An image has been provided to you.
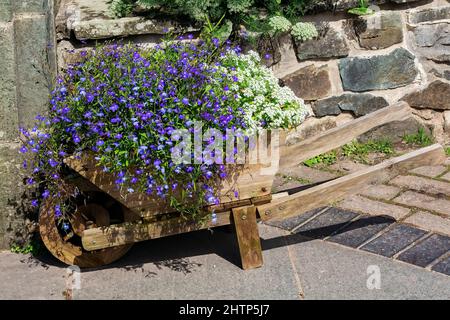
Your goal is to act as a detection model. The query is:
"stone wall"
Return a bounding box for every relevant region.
[0,0,56,249]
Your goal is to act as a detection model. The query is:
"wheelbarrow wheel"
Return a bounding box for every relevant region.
[39,192,135,268]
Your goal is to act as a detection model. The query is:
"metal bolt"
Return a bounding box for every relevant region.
[265,210,271,215]
[241,214,247,220]
[261,187,267,192]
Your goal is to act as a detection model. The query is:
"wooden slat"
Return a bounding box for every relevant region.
[232,206,263,270]
[258,144,446,222]
[279,101,411,169]
[82,210,231,251]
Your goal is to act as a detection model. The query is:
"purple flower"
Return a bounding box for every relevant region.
[42,190,50,199]
[181,97,189,105]
[109,104,119,112]
[31,199,38,207]
[48,158,58,168]
[55,205,62,217]
[19,146,28,153]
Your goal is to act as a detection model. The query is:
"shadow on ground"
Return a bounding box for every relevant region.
[27,216,390,274]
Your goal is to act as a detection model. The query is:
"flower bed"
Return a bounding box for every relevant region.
[20,35,308,228]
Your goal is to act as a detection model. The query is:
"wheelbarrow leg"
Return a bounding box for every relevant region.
[232,205,263,270]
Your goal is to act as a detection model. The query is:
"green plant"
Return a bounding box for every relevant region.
[268,15,292,33]
[445,146,450,156]
[10,240,42,256]
[347,0,374,16]
[403,128,433,147]
[291,22,318,41]
[342,139,394,162]
[303,151,337,167]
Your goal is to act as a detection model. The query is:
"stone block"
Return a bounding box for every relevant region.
[281,64,332,101]
[313,93,388,117]
[339,48,418,91]
[294,26,349,61]
[402,80,450,111]
[413,22,450,63]
[14,15,53,129]
[354,11,403,50]
[0,22,19,140]
[0,0,13,22]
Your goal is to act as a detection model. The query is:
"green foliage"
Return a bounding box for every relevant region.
[268,15,292,33]
[445,147,450,156]
[303,151,337,167]
[342,139,394,162]
[10,240,42,256]
[348,0,374,16]
[403,128,433,147]
[291,22,318,41]
[109,0,322,40]
[108,0,135,17]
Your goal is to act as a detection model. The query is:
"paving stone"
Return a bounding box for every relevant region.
[432,255,450,276]
[293,207,359,239]
[264,207,326,231]
[361,224,427,258]
[390,175,450,196]
[409,166,448,178]
[337,195,410,220]
[397,234,450,267]
[359,184,401,200]
[327,215,395,248]
[393,191,450,217]
[408,5,450,24]
[404,211,450,236]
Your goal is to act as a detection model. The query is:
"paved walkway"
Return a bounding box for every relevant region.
[0,154,449,300]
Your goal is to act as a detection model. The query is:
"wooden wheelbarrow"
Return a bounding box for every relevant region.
[38,102,447,269]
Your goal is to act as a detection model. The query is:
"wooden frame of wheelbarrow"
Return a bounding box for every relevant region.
[40,102,447,269]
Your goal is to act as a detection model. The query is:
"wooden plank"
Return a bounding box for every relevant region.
[82,210,232,251]
[279,101,411,169]
[232,206,263,270]
[259,144,446,222]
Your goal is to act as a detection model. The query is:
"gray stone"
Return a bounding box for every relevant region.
[354,11,403,50]
[431,68,450,81]
[339,48,418,92]
[289,238,450,299]
[282,64,332,101]
[0,22,19,140]
[14,15,54,129]
[361,224,427,257]
[413,22,450,63]
[294,27,349,61]
[293,207,359,239]
[397,234,450,267]
[328,215,395,248]
[359,117,428,143]
[0,0,13,22]
[265,207,326,231]
[408,5,450,24]
[334,0,387,11]
[313,93,388,117]
[13,0,48,14]
[401,80,450,110]
[57,0,198,40]
[432,255,450,276]
[0,143,24,249]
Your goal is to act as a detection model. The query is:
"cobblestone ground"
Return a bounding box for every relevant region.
[269,154,450,277]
